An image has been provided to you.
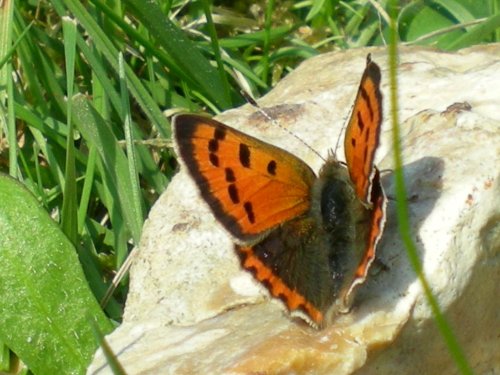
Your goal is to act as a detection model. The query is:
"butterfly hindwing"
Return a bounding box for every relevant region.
[173,114,316,242]
[235,215,336,327]
[343,168,387,305]
[343,55,383,204]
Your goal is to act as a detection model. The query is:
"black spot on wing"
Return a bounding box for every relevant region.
[244,201,255,223]
[267,160,277,175]
[214,126,226,140]
[228,184,239,204]
[208,138,218,152]
[225,168,236,182]
[357,111,365,133]
[360,87,374,122]
[239,143,251,168]
[209,153,219,167]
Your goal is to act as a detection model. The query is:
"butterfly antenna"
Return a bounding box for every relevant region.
[333,120,346,156]
[241,90,326,162]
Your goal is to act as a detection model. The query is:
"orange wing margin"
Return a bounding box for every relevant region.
[173,114,316,243]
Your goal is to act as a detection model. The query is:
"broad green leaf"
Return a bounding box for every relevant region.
[0,175,113,374]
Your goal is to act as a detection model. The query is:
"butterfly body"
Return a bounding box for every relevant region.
[173,55,386,328]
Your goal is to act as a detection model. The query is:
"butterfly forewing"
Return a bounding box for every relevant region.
[343,56,383,204]
[173,114,316,242]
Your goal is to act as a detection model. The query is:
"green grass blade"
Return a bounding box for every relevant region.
[54,0,170,137]
[306,0,327,21]
[445,12,500,50]
[210,25,293,49]
[78,146,97,234]
[0,175,113,374]
[72,94,143,244]
[118,52,144,251]
[124,0,233,109]
[261,0,275,84]
[0,20,32,70]
[89,0,197,89]
[493,0,500,40]
[0,0,14,85]
[431,0,475,24]
[387,1,473,374]
[90,320,127,375]
[201,0,232,103]
[61,16,78,245]
[0,0,17,179]
[6,57,17,179]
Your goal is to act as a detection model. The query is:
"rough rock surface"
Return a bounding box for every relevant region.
[88,45,500,374]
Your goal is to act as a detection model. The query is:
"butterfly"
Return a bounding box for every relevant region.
[172,55,386,329]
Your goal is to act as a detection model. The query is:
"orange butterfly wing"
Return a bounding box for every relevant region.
[343,55,383,204]
[173,114,316,242]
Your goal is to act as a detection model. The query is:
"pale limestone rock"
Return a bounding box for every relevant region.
[88,45,500,374]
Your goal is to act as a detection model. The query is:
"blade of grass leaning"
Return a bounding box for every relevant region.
[124,0,233,109]
[209,25,293,49]
[89,0,195,86]
[0,0,14,85]
[445,12,500,50]
[52,0,170,137]
[78,146,97,234]
[494,0,500,41]
[72,94,143,245]
[118,52,144,263]
[90,320,127,375]
[12,9,60,114]
[61,16,78,245]
[0,0,17,179]
[431,0,475,24]
[14,103,70,140]
[0,175,113,374]
[6,46,17,180]
[75,33,168,192]
[201,0,232,103]
[14,12,68,117]
[79,231,124,320]
[306,0,327,21]
[344,2,371,40]
[261,0,275,84]
[387,1,473,374]
[0,21,33,70]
